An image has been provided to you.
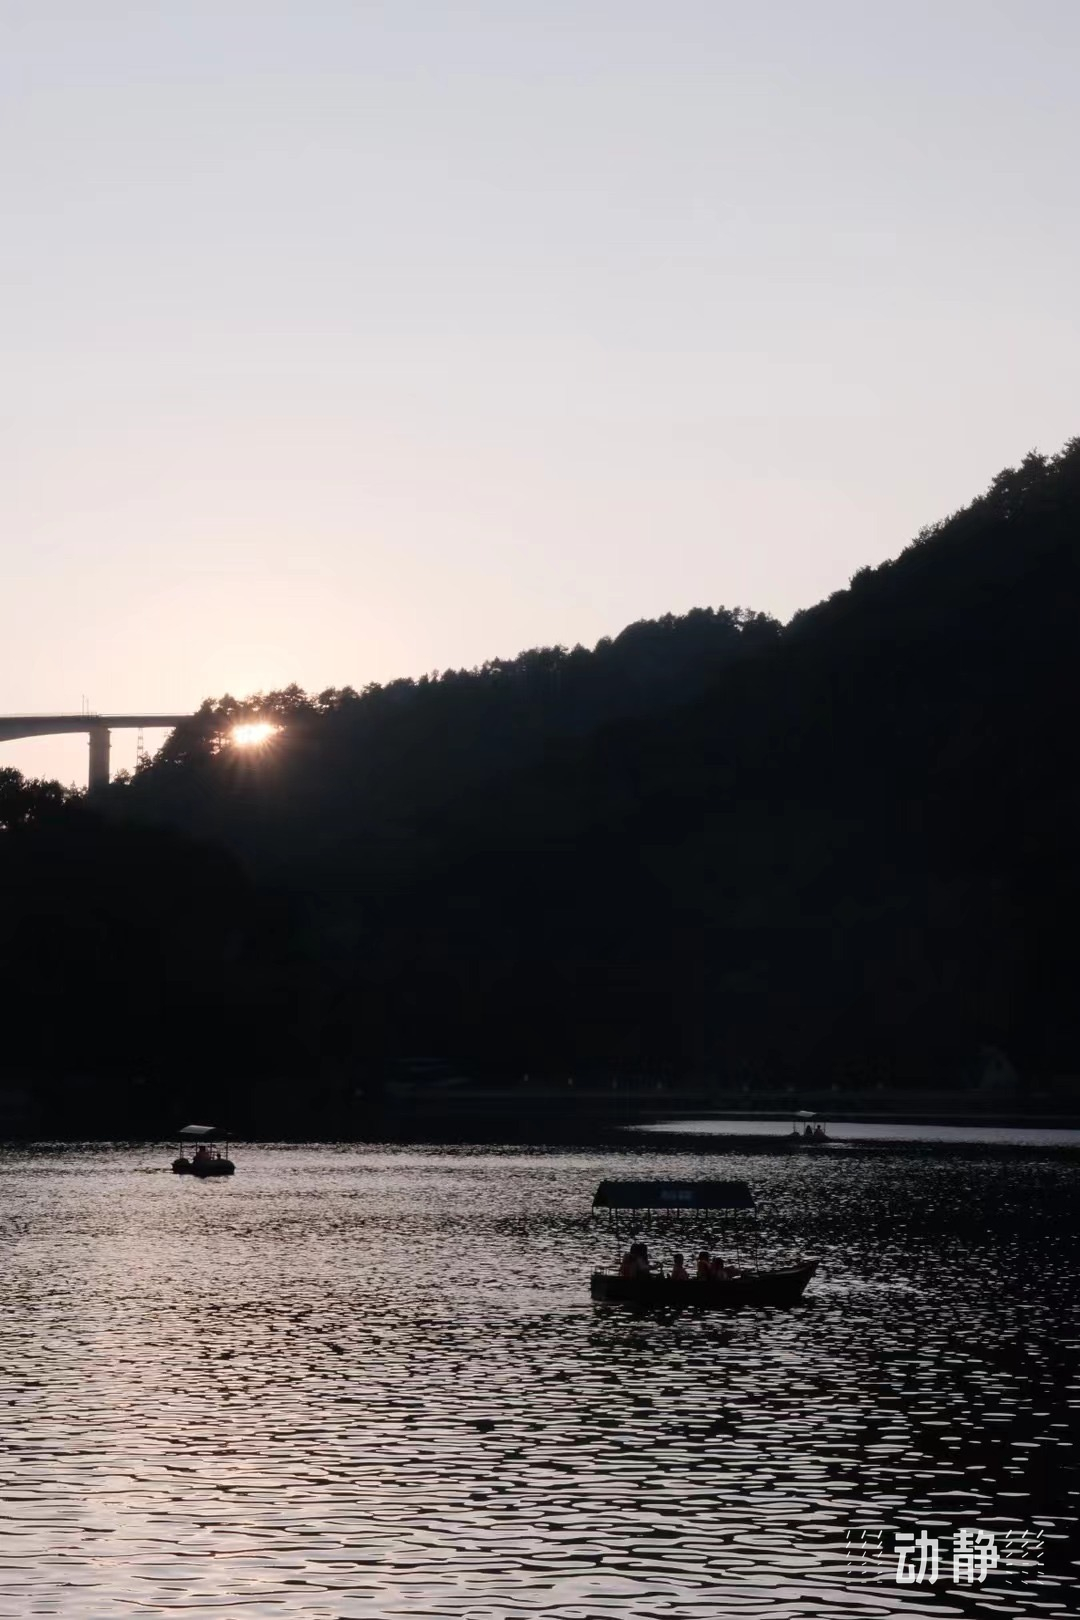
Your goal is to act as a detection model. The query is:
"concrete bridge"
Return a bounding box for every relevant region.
[0,714,192,791]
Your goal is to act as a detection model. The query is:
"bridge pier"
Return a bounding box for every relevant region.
[0,713,190,792]
[87,725,111,792]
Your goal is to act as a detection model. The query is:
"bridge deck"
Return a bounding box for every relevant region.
[0,714,192,740]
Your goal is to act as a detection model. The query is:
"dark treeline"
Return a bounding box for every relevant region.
[2,441,1079,1130]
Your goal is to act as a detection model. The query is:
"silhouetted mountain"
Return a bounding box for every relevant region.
[115,605,780,882]
[2,440,1078,1128]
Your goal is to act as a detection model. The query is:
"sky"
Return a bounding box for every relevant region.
[3,0,1079,786]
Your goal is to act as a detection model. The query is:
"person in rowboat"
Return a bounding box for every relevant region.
[670,1253,690,1282]
[619,1242,651,1278]
[696,1251,713,1280]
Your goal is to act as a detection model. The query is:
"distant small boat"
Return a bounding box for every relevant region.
[588,1180,818,1308]
[788,1110,830,1147]
[172,1124,235,1177]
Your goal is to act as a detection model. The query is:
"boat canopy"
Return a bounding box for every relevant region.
[178,1123,218,1138]
[593,1180,755,1211]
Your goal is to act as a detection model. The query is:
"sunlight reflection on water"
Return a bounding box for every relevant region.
[0,1143,1077,1617]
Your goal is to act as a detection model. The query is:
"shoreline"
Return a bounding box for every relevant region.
[3,1089,1078,1146]
[4,1113,1080,1149]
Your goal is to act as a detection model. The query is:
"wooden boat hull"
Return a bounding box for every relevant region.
[172,1158,235,1177]
[590,1259,818,1308]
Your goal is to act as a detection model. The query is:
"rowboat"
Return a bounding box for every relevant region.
[590,1259,818,1306]
[588,1179,818,1307]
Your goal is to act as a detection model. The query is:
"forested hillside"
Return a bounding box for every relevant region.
[2,441,1078,1129]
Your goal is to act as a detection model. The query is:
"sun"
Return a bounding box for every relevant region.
[231,720,277,748]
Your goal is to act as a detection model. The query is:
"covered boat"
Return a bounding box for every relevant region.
[172,1124,235,1177]
[589,1179,817,1306]
[788,1110,830,1147]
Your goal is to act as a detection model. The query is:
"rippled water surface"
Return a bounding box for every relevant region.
[1,1143,1078,1618]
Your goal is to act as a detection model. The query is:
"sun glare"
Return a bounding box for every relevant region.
[231,721,276,748]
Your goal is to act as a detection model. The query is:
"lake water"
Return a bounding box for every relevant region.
[0,1142,1077,1618]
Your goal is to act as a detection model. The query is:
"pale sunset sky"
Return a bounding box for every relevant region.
[3,1,1078,784]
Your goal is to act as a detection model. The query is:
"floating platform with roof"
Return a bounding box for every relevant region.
[593,1179,756,1211]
